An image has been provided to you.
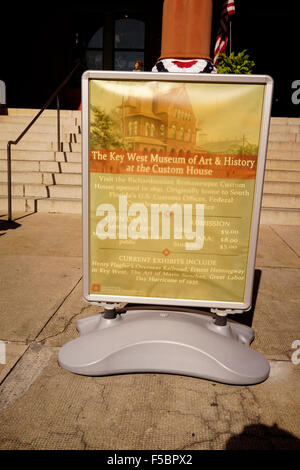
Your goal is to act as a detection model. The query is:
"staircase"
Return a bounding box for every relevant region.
[262,117,300,224]
[0,108,82,214]
[0,109,299,224]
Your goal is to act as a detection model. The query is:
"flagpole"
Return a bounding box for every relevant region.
[213,0,235,64]
[229,18,232,54]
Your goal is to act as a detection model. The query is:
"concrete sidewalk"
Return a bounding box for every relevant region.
[0,212,299,450]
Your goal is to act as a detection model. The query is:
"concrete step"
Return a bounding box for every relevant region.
[69,134,82,143]
[270,117,300,125]
[1,112,81,127]
[0,159,81,180]
[265,160,300,171]
[55,152,82,163]
[58,162,81,174]
[53,173,82,185]
[0,182,24,196]
[34,172,81,186]
[260,207,300,225]
[36,161,81,173]
[24,184,49,197]
[0,171,43,184]
[0,122,80,136]
[40,161,63,173]
[0,141,81,156]
[0,160,40,172]
[268,133,299,143]
[0,149,56,161]
[23,184,82,199]
[0,139,81,151]
[7,108,81,118]
[262,193,300,209]
[265,169,300,183]
[269,126,300,136]
[0,194,82,214]
[42,173,55,185]
[36,197,82,214]
[268,141,300,152]
[0,149,82,162]
[0,159,82,174]
[0,115,77,125]
[0,195,37,212]
[59,142,81,152]
[0,180,82,199]
[267,149,300,160]
[49,185,82,198]
[0,140,60,151]
[0,115,78,132]
[0,131,72,143]
[263,181,300,195]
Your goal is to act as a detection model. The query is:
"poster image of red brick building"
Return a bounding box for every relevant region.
[112,83,203,155]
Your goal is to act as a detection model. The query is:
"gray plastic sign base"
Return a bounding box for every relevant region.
[58,310,270,385]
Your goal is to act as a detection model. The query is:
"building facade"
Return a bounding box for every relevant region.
[1,1,298,116]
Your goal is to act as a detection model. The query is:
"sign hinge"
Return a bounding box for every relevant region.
[210,307,248,326]
[210,308,246,316]
[96,302,126,319]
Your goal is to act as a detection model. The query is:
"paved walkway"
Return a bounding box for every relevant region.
[0,212,299,450]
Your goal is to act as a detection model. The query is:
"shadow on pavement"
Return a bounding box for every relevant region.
[228,269,261,328]
[225,423,300,450]
[0,219,21,235]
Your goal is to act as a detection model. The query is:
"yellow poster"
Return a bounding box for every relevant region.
[88,79,265,303]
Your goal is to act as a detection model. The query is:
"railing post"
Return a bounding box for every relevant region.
[57,95,61,152]
[7,141,12,222]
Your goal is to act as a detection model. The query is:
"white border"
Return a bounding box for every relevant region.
[82,71,273,311]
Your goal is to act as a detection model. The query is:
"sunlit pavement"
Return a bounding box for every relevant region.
[0,212,299,450]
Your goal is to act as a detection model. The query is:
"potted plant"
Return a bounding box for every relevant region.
[216,49,255,74]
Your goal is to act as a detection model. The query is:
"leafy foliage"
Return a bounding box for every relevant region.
[228,142,258,156]
[216,50,255,74]
[90,105,124,148]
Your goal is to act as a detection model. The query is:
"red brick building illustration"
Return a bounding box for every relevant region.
[113,84,203,154]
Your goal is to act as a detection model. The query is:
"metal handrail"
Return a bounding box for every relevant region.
[6,61,83,221]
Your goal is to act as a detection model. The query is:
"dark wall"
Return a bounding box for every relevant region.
[228,0,300,117]
[1,1,163,109]
[1,4,75,108]
[1,0,299,115]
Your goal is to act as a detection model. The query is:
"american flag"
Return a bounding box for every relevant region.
[213,0,236,65]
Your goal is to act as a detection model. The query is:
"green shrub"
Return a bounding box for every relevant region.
[216,50,255,74]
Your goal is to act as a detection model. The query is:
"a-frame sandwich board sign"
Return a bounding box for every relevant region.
[59,71,273,384]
